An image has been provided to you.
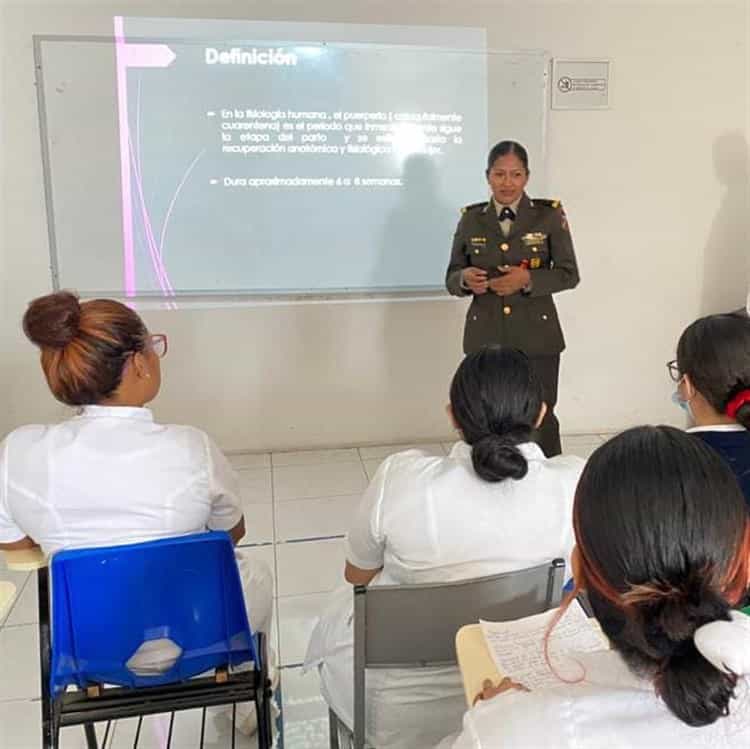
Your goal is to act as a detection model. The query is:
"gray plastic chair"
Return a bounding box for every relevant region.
[328,558,566,749]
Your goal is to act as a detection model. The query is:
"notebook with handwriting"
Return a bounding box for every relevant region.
[479,600,609,691]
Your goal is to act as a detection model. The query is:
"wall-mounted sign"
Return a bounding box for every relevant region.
[551,59,611,110]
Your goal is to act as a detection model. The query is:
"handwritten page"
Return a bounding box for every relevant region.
[480,600,608,690]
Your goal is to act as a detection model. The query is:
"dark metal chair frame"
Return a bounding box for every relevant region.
[37,565,274,749]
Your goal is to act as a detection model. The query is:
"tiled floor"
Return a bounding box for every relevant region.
[0,433,610,749]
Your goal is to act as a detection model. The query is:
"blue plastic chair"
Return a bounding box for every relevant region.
[38,531,273,748]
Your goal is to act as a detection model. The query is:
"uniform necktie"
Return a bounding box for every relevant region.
[499,206,516,222]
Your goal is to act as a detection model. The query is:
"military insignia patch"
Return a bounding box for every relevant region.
[522,232,546,246]
[530,257,542,269]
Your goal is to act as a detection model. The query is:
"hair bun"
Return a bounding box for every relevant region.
[23,291,81,349]
[472,431,530,482]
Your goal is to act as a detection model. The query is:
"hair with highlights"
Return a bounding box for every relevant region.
[547,426,750,727]
[23,291,148,406]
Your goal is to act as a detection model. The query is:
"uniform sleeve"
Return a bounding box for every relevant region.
[344,457,391,570]
[435,710,481,749]
[204,435,244,532]
[527,204,580,297]
[0,438,26,544]
[446,213,471,297]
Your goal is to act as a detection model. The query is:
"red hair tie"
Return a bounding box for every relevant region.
[725,389,750,419]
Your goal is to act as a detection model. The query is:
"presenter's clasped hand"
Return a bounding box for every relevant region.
[488,265,531,296]
[462,267,489,295]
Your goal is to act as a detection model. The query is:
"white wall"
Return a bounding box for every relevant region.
[1,0,747,451]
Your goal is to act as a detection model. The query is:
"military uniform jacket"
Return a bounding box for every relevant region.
[445,193,580,356]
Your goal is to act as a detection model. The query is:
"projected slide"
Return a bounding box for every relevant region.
[113,17,489,295]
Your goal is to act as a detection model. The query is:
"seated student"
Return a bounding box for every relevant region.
[305,346,584,749]
[443,426,750,749]
[0,291,273,676]
[671,312,750,506]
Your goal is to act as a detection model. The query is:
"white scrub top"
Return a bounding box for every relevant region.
[347,441,583,583]
[0,406,243,554]
[306,442,584,749]
[440,650,750,749]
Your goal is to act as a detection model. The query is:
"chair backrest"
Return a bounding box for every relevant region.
[49,532,256,697]
[349,559,565,748]
[356,558,565,669]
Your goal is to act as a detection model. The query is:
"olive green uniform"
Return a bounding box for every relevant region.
[445,193,580,455]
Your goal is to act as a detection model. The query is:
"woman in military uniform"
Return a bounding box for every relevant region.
[445,141,580,456]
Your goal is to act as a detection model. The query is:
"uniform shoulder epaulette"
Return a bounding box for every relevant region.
[461,201,487,214]
[532,198,561,209]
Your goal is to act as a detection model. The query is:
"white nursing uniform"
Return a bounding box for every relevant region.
[439,650,750,749]
[305,442,584,749]
[0,405,272,635]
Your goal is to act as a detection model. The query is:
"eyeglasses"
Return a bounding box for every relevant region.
[147,334,168,359]
[666,359,681,382]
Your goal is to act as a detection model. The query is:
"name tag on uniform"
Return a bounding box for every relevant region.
[469,237,487,253]
[522,232,547,246]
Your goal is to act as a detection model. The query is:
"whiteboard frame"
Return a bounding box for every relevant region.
[33,34,550,306]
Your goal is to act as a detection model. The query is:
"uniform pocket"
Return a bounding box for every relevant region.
[519,296,565,355]
[525,236,549,269]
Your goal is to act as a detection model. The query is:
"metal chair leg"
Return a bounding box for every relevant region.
[199,708,207,749]
[132,716,143,749]
[256,631,274,749]
[255,696,268,749]
[328,709,340,749]
[165,713,175,749]
[38,567,55,749]
[83,722,98,749]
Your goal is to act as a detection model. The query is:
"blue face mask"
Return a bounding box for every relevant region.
[672,390,694,422]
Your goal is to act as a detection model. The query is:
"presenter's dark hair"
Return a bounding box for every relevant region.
[676,313,750,429]
[573,426,750,727]
[449,345,542,482]
[486,140,529,175]
[23,290,148,406]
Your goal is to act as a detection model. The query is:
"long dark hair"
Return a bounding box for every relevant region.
[449,346,543,482]
[23,290,148,406]
[573,426,750,726]
[676,313,750,427]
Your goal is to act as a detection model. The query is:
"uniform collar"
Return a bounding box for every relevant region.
[449,439,546,463]
[687,424,746,433]
[492,195,523,216]
[75,405,155,422]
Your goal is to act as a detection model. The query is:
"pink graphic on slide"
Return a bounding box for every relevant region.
[114,17,198,298]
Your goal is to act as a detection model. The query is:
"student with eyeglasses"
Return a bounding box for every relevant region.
[441,427,750,749]
[0,291,273,732]
[669,312,750,506]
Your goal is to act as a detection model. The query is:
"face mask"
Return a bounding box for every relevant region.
[672,390,694,422]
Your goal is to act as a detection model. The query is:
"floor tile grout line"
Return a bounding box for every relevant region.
[0,570,30,629]
[274,489,367,504]
[277,534,346,545]
[269,460,282,664]
[276,588,338,600]
[1,621,38,630]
